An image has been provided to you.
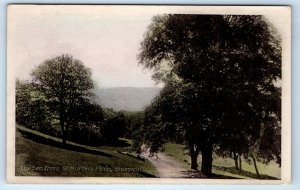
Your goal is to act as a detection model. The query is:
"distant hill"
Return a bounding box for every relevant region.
[94,87,162,112]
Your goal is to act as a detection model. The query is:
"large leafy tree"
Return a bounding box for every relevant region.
[31,54,94,145]
[139,15,281,176]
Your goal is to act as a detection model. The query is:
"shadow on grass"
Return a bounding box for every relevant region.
[103,139,131,147]
[209,173,242,179]
[18,128,117,158]
[183,167,276,179]
[213,165,279,180]
[181,170,241,179]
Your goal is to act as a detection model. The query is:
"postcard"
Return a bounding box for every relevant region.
[7,5,291,184]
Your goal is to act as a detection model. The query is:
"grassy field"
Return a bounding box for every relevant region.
[15,125,158,177]
[15,124,280,179]
[163,143,281,179]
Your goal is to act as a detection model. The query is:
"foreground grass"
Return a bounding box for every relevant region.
[16,125,158,177]
[163,143,280,179]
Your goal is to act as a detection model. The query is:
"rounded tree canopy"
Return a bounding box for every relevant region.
[139,15,281,86]
[139,15,281,122]
[31,54,94,102]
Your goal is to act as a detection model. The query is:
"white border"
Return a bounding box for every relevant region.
[6,5,291,184]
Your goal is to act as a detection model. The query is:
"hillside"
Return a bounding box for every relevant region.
[94,87,161,111]
[15,125,158,177]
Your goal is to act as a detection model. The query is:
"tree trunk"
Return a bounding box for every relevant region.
[64,120,71,146]
[59,100,67,146]
[201,144,213,176]
[59,113,67,146]
[190,152,198,170]
[59,117,66,145]
[252,156,260,178]
[62,134,67,145]
[239,155,242,171]
[233,152,239,170]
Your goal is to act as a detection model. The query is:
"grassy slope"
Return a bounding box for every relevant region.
[16,126,158,177]
[163,143,281,179]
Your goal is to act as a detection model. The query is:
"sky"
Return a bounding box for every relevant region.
[8,5,288,88]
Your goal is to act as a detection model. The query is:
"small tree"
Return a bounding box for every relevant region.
[123,111,145,153]
[16,79,33,126]
[31,54,94,145]
[67,100,105,146]
[102,112,127,143]
[16,79,52,132]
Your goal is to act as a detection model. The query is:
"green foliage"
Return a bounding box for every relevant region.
[16,80,52,133]
[61,107,127,146]
[67,101,104,145]
[121,111,145,153]
[101,111,127,143]
[16,79,127,146]
[31,54,94,145]
[17,54,127,147]
[122,111,144,139]
[139,15,282,175]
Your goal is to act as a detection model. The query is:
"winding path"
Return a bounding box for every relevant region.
[141,149,205,178]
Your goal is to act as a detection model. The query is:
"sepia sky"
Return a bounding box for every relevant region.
[8,6,288,88]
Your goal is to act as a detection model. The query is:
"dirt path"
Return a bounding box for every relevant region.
[141,149,194,178]
[141,151,187,178]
